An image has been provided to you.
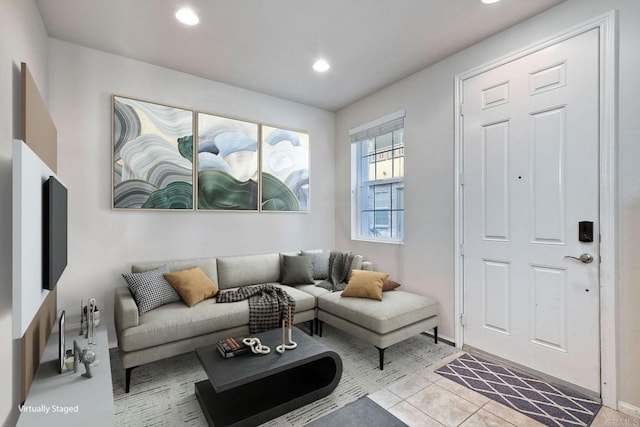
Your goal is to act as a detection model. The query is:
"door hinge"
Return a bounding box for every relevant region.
[460,312,465,327]
[459,173,464,186]
[460,103,464,116]
[460,243,464,256]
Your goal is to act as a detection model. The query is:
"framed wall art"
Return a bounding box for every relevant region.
[196,113,259,211]
[261,125,309,212]
[112,96,194,210]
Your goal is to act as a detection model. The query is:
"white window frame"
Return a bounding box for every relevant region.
[350,110,405,244]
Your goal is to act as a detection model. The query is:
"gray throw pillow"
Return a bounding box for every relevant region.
[302,250,330,280]
[122,265,181,315]
[282,255,315,285]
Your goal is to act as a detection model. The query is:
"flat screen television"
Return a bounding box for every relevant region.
[43,175,68,290]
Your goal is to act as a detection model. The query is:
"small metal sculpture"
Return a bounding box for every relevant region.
[73,340,97,378]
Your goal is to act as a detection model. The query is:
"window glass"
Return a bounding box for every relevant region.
[351,115,404,243]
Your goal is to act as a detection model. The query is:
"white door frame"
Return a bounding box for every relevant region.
[453,11,618,408]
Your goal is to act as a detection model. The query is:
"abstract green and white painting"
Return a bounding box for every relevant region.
[261,125,309,212]
[112,96,194,209]
[196,113,259,211]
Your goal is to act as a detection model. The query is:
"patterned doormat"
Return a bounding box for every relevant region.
[435,353,601,426]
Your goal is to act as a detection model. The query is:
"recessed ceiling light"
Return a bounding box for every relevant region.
[175,8,199,25]
[313,59,330,73]
[481,0,500,4]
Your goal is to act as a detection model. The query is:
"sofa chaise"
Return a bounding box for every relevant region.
[114,250,440,392]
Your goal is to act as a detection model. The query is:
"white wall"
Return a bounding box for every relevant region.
[47,39,336,347]
[335,0,640,409]
[0,0,49,424]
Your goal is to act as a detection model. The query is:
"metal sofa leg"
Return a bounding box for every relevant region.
[376,347,386,370]
[317,320,323,337]
[125,366,137,393]
[434,326,438,344]
[308,320,314,336]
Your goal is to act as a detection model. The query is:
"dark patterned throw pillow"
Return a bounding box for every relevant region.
[122,265,181,315]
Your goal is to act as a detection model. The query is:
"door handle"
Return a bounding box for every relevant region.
[564,253,594,264]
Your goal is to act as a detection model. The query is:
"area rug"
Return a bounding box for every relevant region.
[306,396,407,427]
[435,353,601,427]
[111,325,454,426]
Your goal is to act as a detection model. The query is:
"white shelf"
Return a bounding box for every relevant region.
[16,324,114,426]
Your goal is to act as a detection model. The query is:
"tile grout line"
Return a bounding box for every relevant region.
[477,400,518,427]
[388,371,521,427]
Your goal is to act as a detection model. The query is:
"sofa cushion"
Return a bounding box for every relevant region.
[132,257,218,284]
[269,284,316,312]
[317,290,439,335]
[164,266,219,307]
[294,282,331,302]
[119,298,249,352]
[121,265,181,315]
[282,255,315,285]
[217,253,280,289]
[278,251,301,280]
[341,270,389,301]
[301,249,330,280]
[350,254,363,271]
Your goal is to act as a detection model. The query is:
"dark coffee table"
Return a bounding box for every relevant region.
[195,327,343,427]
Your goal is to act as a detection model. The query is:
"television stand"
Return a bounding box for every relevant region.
[16,323,113,427]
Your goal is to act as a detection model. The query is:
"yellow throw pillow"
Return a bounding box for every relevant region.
[164,266,218,307]
[341,270,389,301]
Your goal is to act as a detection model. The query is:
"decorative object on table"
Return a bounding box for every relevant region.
[112,95,194,210]
[216,337,252,359]
[196,113,259,211]
[242,337,271,355]
[260,125,309,212]
[79,299,84,335]
[79,299,100,343]
[58,310,65,374]
[64,349,75,371]
[93,303,101,327]
[74,340,98,378]
[85,298,98,345]
[276,319,286,354]
[276,306,297,354]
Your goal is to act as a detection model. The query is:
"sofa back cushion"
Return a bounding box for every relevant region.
[301,249,330,280]
[216,253,280,289]
[132,257,218,284]
[281,255,315,285]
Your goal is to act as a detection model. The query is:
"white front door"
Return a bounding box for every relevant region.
[462,29,600,393]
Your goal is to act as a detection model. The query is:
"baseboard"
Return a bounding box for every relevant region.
[421,331,455,347]
[618,401,640,420]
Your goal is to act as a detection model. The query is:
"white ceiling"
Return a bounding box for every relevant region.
[35,0,566,111]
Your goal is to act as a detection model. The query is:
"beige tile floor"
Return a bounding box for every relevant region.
[369,351,640,427]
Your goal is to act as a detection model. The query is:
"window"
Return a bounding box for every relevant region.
[350,110,405,243]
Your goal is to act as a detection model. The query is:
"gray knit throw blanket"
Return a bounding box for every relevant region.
[315,251,357,292]
[216,284,295,334]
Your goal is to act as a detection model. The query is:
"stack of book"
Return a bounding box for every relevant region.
[217,337,251,358]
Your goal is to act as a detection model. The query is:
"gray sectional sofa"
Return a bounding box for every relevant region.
[114,251,440,393]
